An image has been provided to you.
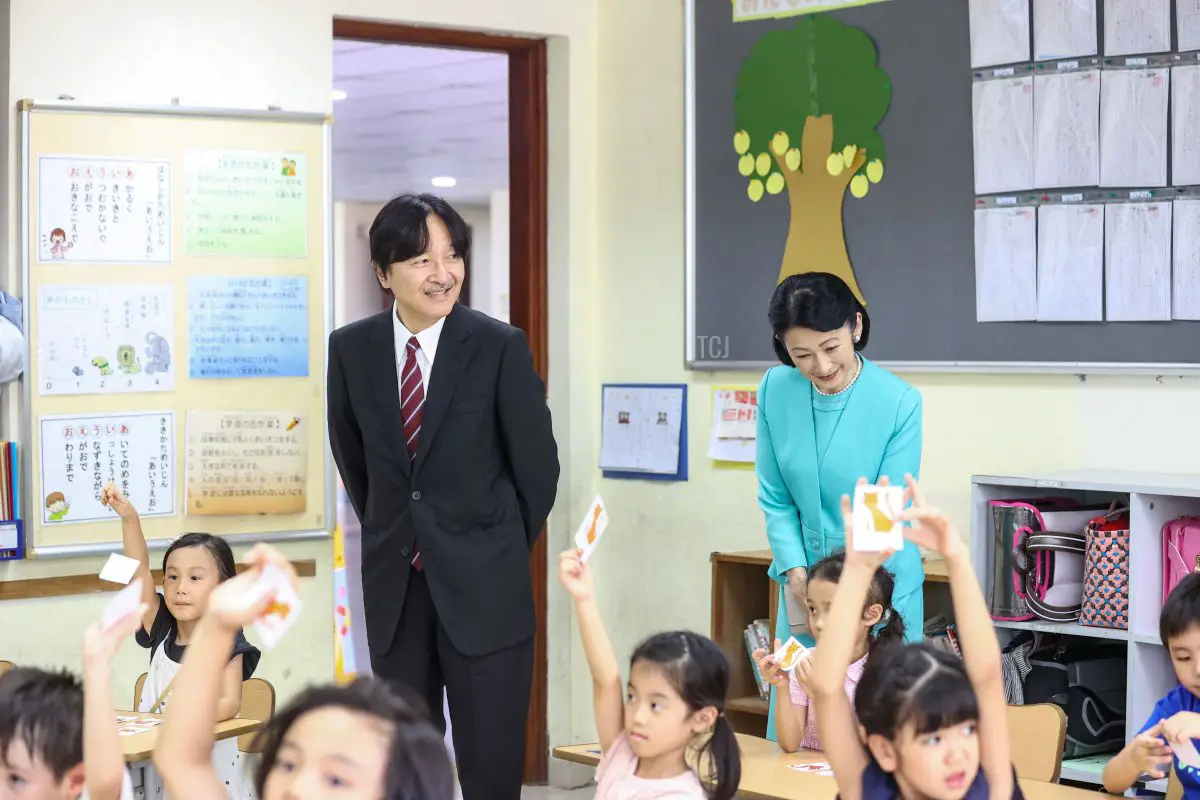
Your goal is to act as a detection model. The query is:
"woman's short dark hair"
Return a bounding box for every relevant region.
[369,193,472,274]
[767,272,870,366]
[253,678,454,800]
[162,533,236,582]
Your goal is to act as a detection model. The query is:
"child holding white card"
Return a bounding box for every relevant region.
[1103,572,1200,794]
[154,543,454,800]
[812,476,1020,800]
[101,482,260,797]
[558,548,741,800]
[753,553,904,754]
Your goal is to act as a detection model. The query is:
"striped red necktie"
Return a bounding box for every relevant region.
[400,336,424,571]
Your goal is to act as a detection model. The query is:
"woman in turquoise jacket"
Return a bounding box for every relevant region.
[756,272,923,741]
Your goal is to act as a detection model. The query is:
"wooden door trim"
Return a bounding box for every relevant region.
[332,18,550,784]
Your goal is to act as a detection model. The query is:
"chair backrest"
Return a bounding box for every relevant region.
[0,660,14,677]
[133,672,147,711]
[238,677,276,754]
[1168,765,1183,800]
[1007,703,1067,782]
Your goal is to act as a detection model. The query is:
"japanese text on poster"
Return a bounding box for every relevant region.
[732,0,892,22]
[37,156,171,263]
[714,388,757,439]
[184,150,308,258]
[185,411,307,516]
[37,284,175,396]
[39,411,176,524]
[187,276,308,379]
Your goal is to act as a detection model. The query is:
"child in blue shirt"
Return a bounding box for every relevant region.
[1104,572,1200,795]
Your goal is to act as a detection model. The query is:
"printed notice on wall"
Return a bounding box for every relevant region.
[732,0,891,21]
[39,411,176,524]
[183,150,307,258]
[187,276,309,379]
[37,284,175,396]
[37,156,171,264]
[184,411,307,516]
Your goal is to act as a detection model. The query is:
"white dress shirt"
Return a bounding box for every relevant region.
[392,302,445,399]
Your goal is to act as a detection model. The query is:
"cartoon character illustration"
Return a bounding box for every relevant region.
[91,356,112,375]
[281,157,290,176]
[71,366,83,376]
[143,332,170,374]
[47,228,72,259]
[287,159,298,177]
[45,491,69,521]
[115,344,141,374]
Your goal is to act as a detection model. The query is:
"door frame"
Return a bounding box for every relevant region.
[331,19,550,784]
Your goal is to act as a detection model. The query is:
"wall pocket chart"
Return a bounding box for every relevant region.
[187,276,310,379]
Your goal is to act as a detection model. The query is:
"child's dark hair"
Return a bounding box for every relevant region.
[163,532,236,581]
[855,643,978,740]
[630,631,742,800]
[808,552,906,650]
[252,677,453,800]
[1162,572,1200,645]
[0,667,83,779]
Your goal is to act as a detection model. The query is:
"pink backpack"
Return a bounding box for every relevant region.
[1163,517,1200,605]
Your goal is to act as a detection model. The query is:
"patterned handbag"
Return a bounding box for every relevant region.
[1080,506,1131,630]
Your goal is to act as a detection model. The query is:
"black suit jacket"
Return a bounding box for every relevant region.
[327,304,559,658]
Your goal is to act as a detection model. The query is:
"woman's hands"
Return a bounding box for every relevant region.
[787,568,808,613]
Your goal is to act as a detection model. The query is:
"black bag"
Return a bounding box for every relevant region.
[1021,640,1126,758]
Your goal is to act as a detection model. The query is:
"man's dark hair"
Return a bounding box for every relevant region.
[1162,572,1200,645]
[0,667,84,779]
[368,193,472,274]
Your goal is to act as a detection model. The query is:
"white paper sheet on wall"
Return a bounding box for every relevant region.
[1174,200,1200,320]
[1174,66,1200,187]
[1103,0,1170,56]
[598,386,684,474]
[974,206,1038,322]
[1104,202,1172,321]
[969,0,1031,68]
[973,77,1034,194]
[1033,69,1100,188]
[1100,68,1169,188]
[1181,0,1200,53]
[1033,0,1097,61]
[1036,204,1104,321]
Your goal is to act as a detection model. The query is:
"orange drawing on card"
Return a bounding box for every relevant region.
[586,504,602,544]
[263,599,292,619]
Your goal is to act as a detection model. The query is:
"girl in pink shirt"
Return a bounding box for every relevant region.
[558,549,741,800]
[755,552,905,753]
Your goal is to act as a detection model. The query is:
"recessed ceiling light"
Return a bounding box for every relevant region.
[331,89,347,101]
[431,176,457,188]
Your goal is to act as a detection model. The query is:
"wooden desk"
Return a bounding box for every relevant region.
[118,712,261,763]
[553,735,1097,800]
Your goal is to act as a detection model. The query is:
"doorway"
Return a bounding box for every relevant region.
[332,19,550,784]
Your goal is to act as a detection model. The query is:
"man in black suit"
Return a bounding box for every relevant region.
[327,194,558,800]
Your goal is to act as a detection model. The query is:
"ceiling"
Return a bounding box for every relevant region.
[331,40,508,206]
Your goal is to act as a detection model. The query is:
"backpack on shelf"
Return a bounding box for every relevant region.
[1022,638,1127,758]
[987,499,1108,622]
[1080,507,1132,630]
[1163,517,1200,606]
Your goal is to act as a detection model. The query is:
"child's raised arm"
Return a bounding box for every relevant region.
[811,480,895,800]
[898,476,1012,800]
[81,599,147,800]
[101,483,159,635]
[558,549,623,751]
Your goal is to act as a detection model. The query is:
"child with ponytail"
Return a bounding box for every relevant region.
[754,553,905,753]
[559,548,741,800]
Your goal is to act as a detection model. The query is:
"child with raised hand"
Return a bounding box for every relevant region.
[153,542,454,800]
[812,475,1019,800]
[558,548,741,800]
[0,604,145,800]
[753,552,905,753]
[1102,571,1200,794]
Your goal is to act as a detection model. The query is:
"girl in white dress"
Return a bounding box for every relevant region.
[102,484,260,798]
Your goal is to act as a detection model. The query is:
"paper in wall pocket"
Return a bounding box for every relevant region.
[573,495,609,563]
[101,578,144,632]
[250,564,303,650]
[852,483,906,552]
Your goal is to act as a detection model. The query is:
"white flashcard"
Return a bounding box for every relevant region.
[1175,737,1200,769]
[852,484,906,552]
[789,762,835,776]
[773,636,810,672]
[99,553,140,585]
[573,494,609,564]
[249,563,303,650]
[101,578,144,631]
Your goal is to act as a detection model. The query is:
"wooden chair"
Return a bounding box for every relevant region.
[237,677,276,753]
[0,660,14,677]
[1168,765,1182,800]
[133,672,148,710]
[1007,703,1068,782]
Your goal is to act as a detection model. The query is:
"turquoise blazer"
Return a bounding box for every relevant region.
[756,357,924,602]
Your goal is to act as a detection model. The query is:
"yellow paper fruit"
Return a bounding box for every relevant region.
[842,144,858,166]
[738,154,755,176]
[850,174,869,198]
[765,173,785,195]
[826,153,844,176]
[747,179,765,202]
[755,152,771,176]
[785,147,801,171]
[866,159,884,183]
[771,131,790,156]
[734,130,751,155]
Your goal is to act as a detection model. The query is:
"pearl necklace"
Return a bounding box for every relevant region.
[814,354,863,397]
